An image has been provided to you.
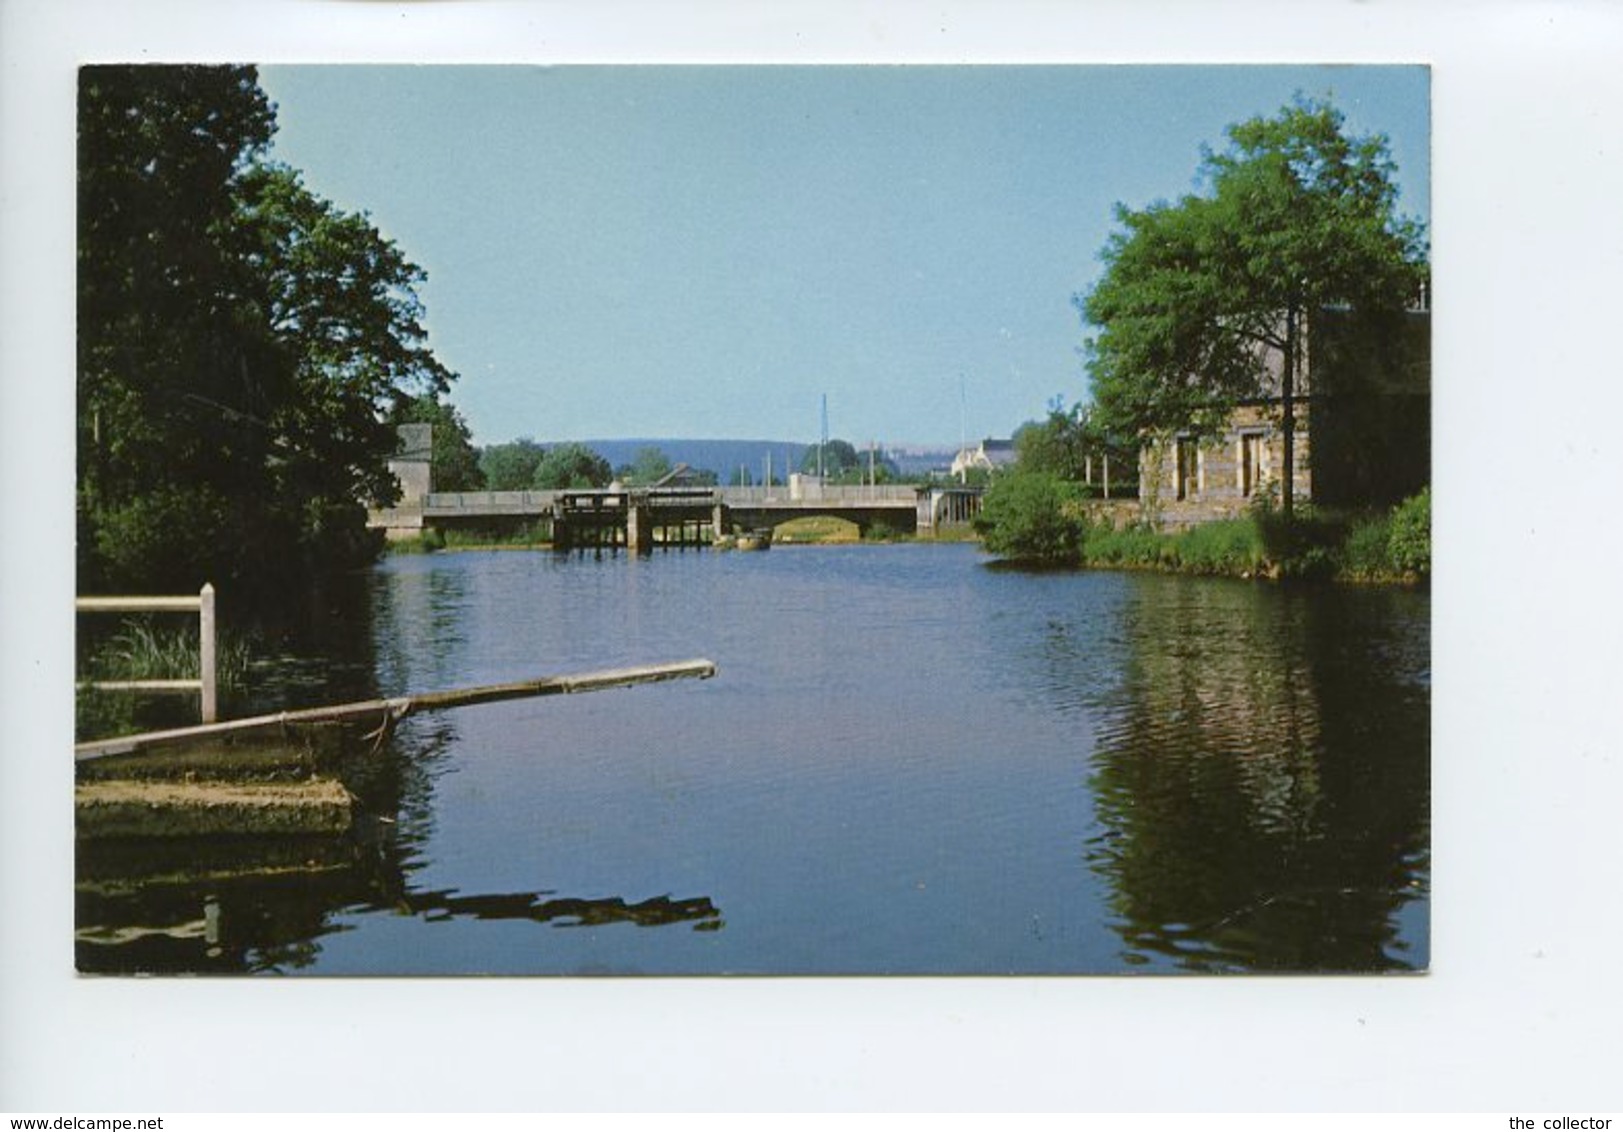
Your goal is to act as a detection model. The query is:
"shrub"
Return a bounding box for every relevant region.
[976,471,1083,562]
[1341,512,1394,578]
[1387,487,1431,576]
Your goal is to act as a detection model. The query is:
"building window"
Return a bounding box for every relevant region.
[1240,432,1267,497]
[1175,437,1199,500]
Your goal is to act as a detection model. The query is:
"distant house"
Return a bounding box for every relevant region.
[650,462,710,488]
[951,438,1018,482]
[1139,304,1430,529]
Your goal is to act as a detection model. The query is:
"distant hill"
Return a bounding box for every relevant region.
[535,438,960,483]
[566,439,811,484]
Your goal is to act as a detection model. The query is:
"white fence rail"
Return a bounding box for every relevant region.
[76,583,217,723]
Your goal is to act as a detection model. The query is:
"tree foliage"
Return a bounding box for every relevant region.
[78,65,458,601]
[1013,400,1138,497]
[479,438,545,491]
[533,443,613,490]
[1014,409,1087,481]
[798,438,899,484]
[800,439,860,477]
[618,446,674,486]
[391,395,485,492]
[974,471,1083,563]
[1080,97,1427,513]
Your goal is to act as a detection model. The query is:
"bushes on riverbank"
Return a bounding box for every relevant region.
[385,522,552,554]
[976,472,1430,583]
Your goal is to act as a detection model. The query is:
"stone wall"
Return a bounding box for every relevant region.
[1140,404,1311,530]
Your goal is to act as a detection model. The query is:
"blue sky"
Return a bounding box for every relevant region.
[259,65,1429,449]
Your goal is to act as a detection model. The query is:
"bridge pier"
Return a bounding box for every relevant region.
[626,498,647,554]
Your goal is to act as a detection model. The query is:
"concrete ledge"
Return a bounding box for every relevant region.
[76,777,354,839]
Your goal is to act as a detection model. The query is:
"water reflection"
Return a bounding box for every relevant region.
[76,545,1428,975]
[384,890,721,930]
[368,560,473,695]
[76,833,721,973]
[1075,576,1429,972]
[77,705,721,974]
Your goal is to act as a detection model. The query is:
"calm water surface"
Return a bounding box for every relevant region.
[77,543,1429,975]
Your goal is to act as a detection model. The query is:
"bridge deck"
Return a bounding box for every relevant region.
[369,484,981,541]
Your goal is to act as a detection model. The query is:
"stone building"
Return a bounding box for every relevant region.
[1138,305,1429,530]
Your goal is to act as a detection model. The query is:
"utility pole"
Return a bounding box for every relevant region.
[819,393,828,479]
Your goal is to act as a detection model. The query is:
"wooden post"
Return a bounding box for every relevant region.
[1103,454,1111,500]
[199,583,217,723]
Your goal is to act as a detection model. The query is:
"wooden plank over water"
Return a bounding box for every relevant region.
[76,658,718,762]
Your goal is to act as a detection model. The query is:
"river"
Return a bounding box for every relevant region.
[76,542,1430,975]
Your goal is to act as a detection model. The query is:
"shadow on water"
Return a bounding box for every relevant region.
[76,574,721,975]
[76,711,722,974]
[1068,575,1429,972]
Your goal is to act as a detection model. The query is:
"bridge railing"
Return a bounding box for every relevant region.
[424,490,560,511]
[717,485,919,505]
[76,584,218,723]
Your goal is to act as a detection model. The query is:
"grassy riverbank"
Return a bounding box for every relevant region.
[385,523,552,554]
[978,476,1430,585]
[76,620,254,741]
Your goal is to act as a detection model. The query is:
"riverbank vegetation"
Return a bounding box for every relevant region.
[384,522,553,554]
[76,619,254,741]
[977,473,1429,583]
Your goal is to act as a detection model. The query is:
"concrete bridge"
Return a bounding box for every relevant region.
[369,482,984,548]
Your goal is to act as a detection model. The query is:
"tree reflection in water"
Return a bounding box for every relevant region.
[1078,576,1429,972]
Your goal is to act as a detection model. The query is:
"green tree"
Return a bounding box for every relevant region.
[390,395,485,492]
[1015,401,1089,480]
[619,445,674,486]
[78,65,459,599]
[533,443,613,490]
[78,65,280,593]
[1017,403,1139,497]
[479,438,545,491]
[974,471,1083,563]
[231,162,454,564]
[797,438,896,484]
[1081,97,1427,516]
[800,439,859,478]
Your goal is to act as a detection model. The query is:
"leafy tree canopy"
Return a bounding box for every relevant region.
[479,438,545,491]
[1015,399,1139,492]
[618,446,674,486]
[1015,400,1090,481]
[533,443,613,490]
[798,439,898,484]
[974,471,1083,563]
[800,439,860,477]
[78,64,459,601]
[1079,97,1427,511]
